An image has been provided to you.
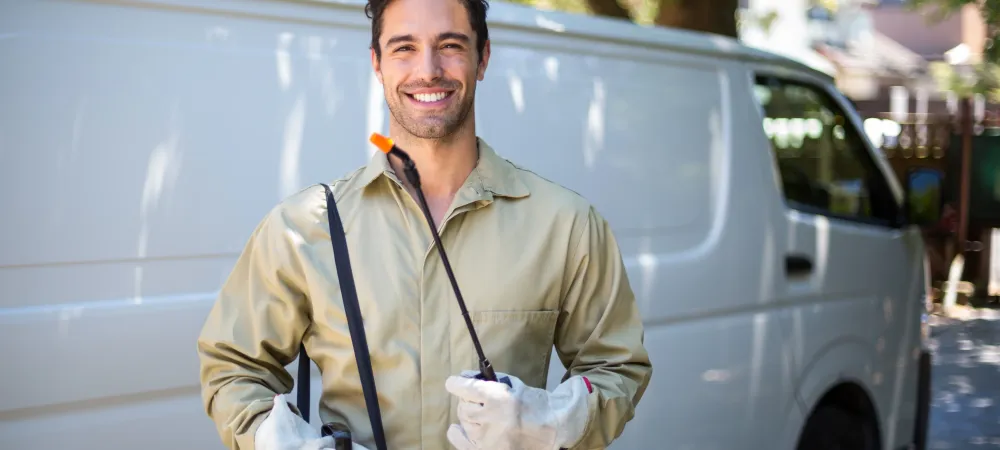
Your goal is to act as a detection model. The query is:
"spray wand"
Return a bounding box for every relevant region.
[369,133,510,387]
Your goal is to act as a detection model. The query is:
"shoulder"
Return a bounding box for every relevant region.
[505,160,607,238]
[506,162,624,268]
[257,165,369,237]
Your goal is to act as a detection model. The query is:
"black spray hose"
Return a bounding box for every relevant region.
[370,133,511,387]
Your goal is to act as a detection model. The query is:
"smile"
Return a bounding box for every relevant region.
[407,91,454,105]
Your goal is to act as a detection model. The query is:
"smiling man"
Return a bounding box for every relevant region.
[196,0,652,448]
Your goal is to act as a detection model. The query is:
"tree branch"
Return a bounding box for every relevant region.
[586,0,632,20]
[655,0,738,38]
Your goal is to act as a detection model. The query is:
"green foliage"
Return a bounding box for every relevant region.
[929,61,1000,102]
[503,0,591,15]
[909,0,1000,100]
[495,0,715,28]
[737,8,780,37]
[907,0,1000,63]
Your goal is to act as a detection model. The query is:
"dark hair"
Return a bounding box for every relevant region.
[366,0,490,62]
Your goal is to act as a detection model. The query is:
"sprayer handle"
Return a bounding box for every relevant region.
[474,371,512,387]
[475,360,512,387]
[321,423,354,450]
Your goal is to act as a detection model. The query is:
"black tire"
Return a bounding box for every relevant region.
[796,405,880,450]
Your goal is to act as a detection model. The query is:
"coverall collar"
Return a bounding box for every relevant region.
[358,137,530,199]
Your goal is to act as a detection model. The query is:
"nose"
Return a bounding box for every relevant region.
[414,48,443,82]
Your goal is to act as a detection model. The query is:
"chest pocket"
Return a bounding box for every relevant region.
[451,309,560,389]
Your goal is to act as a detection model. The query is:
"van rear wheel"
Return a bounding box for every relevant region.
[796,405,879,450]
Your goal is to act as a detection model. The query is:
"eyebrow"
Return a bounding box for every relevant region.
[385,32,471,48]
[438,32,471,44]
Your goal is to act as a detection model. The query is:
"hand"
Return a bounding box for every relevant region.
[444,370,593,450]
[254,394,334,450]
[254,394,370,450]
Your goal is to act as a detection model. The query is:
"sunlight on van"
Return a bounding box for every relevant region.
[756,227,777,303]
[583,78,606,169]
[139,127,181,298]
[280,94,306,199]
[701,369,731,383]
[636,250,656,306]
[140,134,180,222]
[506,69,525,113]
[276,32,294,91]
[748,313,769,405]
[367,71,386,158]
[544,56,559,82]
[709,35,738,52]
[814,214,829,288]
[206,26,229,41]
[534,15,565,32]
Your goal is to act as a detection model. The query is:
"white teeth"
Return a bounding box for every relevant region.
[413,92,448,102]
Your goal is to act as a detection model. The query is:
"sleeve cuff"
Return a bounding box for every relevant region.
[234,397,278,450]
[560,376,600,450]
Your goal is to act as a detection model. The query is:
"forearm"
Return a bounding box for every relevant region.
[562,301,652,448]
[556,206,653,449]
[198,335,298,450]
[565,361,651,449]
[198,207,312,449]
[200,380,280,450]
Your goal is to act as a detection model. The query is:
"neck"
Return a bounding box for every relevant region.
[387,123,479,198]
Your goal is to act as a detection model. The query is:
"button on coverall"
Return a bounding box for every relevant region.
[197,138,653,450]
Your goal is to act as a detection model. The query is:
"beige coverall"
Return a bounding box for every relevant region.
[197,138,653,450]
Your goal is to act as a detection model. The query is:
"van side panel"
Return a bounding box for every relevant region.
[0,1,378,448]
[1,1,919,450]
[743,65,927,450]
[483,31,799,448]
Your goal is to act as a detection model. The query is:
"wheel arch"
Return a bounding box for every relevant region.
[795,338,884,449]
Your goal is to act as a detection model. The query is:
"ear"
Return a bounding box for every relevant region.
[371,47,384,85]
[476,40,491,81]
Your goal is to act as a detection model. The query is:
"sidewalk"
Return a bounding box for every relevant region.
[927,307,1000,449]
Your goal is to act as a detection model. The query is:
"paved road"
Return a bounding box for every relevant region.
[927,309,1000,449]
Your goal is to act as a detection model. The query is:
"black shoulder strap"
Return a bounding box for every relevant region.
[296,183,388,450]
[297,344,310,419]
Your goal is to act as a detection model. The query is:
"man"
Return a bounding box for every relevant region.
[196,0,652,447]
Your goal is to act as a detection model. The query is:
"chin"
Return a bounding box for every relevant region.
[407,126,455,140]
[388,101,473,139]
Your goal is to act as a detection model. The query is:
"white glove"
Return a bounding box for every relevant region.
[254,394,372,450]
[444,370,593,450]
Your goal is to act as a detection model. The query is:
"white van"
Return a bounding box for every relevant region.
[0,0,935,449]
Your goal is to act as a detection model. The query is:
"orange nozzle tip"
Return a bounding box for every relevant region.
[369,133,394,154]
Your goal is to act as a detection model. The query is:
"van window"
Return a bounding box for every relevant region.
[752,75,899,227]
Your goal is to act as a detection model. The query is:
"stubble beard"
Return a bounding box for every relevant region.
[387,85,477,140]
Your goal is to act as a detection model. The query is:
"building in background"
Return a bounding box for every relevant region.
[737,0,944,117]
[806,0,939,118]
[860,0,992,117]
[871,0,988,65]
[740,0,999,303]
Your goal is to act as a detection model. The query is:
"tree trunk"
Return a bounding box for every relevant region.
[655,0,739,38]
[586,0,632,20]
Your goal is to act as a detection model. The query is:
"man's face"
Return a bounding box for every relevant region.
[372,0,489,140]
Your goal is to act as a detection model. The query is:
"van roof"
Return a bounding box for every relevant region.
[319,0,833,82]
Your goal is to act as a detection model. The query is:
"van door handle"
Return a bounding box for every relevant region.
[785,254,813,276]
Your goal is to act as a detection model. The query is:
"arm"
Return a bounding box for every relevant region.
[197,205,312,450]
[554,205,653,449]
